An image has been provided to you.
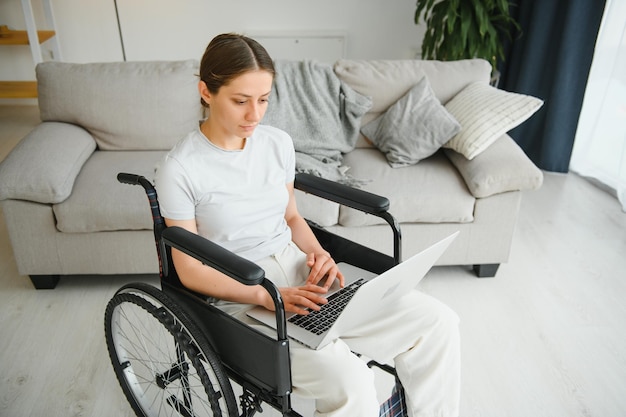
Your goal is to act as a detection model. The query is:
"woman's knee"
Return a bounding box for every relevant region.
[314,354,379,416]
[333,352,376,393]
[434,299,460,330]
[291,341,379,413]
[407,291,460,331]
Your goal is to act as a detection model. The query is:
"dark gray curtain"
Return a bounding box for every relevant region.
[499,0,606,172]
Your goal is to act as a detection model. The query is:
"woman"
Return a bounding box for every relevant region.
[155,33,461,417]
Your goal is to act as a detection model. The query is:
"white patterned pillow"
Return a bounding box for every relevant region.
[443,82,543,160]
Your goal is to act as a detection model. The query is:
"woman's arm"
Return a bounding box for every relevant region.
[284,182,344,289]
[165,218,268,304]
[166,217,329,314]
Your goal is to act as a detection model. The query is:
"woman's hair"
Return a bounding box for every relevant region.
[199,33,275,107]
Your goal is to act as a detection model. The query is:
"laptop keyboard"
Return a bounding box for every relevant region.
[288,278,366,335]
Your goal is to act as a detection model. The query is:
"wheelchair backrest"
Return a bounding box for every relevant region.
[117,173,188,290]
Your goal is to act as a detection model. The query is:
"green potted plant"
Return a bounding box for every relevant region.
[414,0,520,74]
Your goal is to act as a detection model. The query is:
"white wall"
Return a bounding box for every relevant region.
[0,0,122,81]
[1,0,425,82]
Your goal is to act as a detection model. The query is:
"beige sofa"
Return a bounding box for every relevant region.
[0,58,542,289]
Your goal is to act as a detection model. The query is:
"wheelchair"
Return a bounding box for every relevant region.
[104,172,408,417]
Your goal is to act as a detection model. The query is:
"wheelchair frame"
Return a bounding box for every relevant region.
[105,172,407,417]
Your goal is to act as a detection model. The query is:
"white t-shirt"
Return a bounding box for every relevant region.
[154,124,296,262]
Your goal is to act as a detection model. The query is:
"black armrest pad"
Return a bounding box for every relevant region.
[161,226,265,285]
[294,173,389,215]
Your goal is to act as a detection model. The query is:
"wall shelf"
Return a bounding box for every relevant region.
[0,26,55,46]
[0,81,38,98]
[0,0,62,99]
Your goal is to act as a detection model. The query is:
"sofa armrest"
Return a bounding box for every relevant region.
[444,135,543,198]
[0,122,96,204]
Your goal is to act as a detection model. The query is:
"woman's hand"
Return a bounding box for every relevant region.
[282,181,344,292]
[305,251,345,290]
[262,284,329,315]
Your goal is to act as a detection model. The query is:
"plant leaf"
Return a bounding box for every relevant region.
[496,0,509,14]
[446,5,458,34]
[415,0,437,23]
[414,0,519,65]
[415,0,427,24]
[459,3,472,52]
[474,1,489,38]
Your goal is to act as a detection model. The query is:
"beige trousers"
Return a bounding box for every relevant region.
[223,242,461,417]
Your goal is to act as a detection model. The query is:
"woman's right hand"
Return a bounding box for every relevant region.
[263,284,329,315]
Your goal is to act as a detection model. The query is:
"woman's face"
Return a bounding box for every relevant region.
[199,70,273,143]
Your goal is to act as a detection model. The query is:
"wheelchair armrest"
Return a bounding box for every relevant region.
[161,226,265,286]
[295,173,402,264]
[294,173,389,215]
[161,226,289,340]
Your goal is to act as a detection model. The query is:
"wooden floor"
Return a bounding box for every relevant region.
[1,105,625,417]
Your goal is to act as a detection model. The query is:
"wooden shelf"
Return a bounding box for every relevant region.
[0,81,38,98]
[1,1,62,100]
[0,25,55,46]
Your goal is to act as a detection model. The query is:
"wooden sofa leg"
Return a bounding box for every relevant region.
[29,275,60,289]
[473,264,499,278]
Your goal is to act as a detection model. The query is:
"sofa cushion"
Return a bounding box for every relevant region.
[295,189,340,227]
[445,135,544,198]
[339,149,475,226]
[443,82,544,160]
[361,77,460,168]
[0,122,96,204]
[334,59,492,118]
[37,60,203,151]
[53,151,166,233]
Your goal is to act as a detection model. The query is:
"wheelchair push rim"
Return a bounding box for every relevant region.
[104,283,238,417]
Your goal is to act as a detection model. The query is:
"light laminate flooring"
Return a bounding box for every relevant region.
[1,105,625,417]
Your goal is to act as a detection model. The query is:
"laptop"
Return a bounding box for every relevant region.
[246,231,459,350]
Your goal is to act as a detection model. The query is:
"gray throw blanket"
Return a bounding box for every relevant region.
[262,60,372,185]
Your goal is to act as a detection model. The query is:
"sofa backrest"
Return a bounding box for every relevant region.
[36,60,203,151]
[334,59,492,122]
[35,59,490,151]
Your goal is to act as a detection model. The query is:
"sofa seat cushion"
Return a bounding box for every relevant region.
[54,151,166,233]
[339,149,475,226]
[295,189,340,227]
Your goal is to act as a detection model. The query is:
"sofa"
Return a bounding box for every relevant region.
[0,58,543,289]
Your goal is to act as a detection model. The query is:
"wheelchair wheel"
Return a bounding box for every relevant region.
[104,283,238,417]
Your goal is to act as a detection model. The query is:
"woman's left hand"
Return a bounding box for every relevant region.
[305,251,345,290]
